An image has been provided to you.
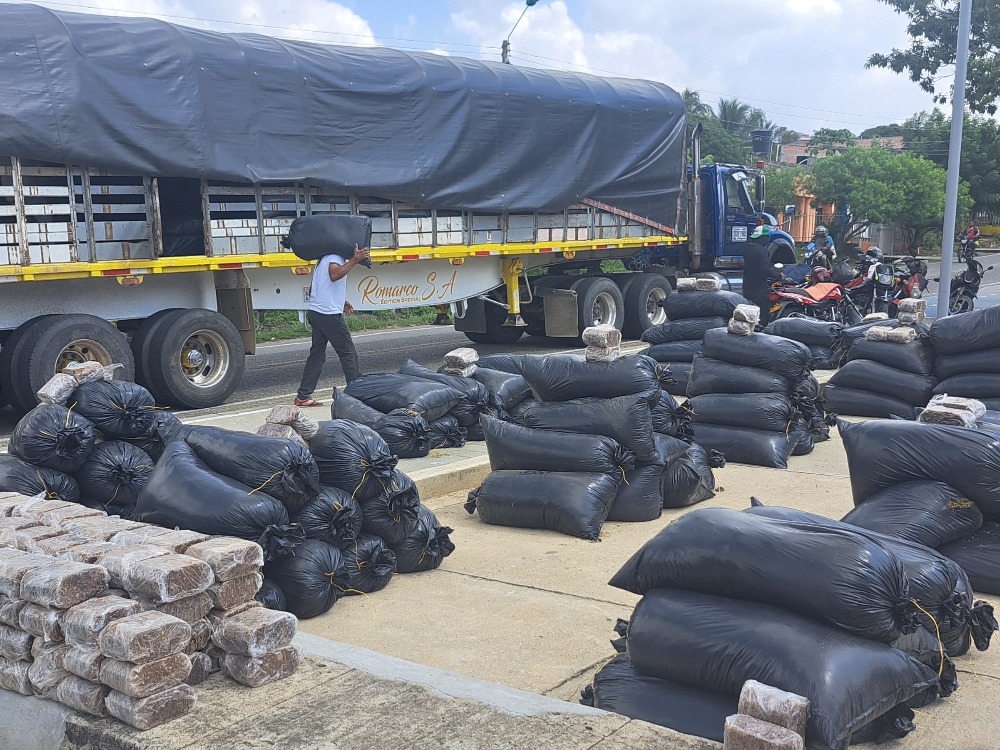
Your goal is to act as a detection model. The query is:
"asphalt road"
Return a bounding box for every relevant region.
[922,251,1000,316]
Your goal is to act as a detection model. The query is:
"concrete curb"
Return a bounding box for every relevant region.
[0,691,72,750]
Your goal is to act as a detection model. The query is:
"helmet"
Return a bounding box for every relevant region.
[814,225,829,238]
[811,266,833,282]
[865,246,883,262]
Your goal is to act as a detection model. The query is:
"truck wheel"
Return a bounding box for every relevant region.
[768,241,797,266]
[573,277,624,334]
[622,273,671,339]
[5,315,134,416]
[130,309,181,391]
[145,309,246,409]
[463,297,524,346]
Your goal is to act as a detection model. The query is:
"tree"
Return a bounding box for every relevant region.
[681,88,712,118]
[867,1,1000,115]
[808,128,856,156]
[859,124,905,139]
[763,165,811,215]
[715,97,754,135]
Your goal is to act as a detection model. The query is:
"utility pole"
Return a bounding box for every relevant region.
[937,0,974,319]
[502,1,539,65]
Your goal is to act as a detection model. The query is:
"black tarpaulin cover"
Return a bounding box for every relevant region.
[0,5,686,224]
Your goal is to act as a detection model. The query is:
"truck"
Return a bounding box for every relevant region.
[0,5,796,415]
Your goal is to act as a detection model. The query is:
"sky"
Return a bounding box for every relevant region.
[0,0,947,135]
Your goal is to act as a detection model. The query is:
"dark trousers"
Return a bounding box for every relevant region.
[744,286,772,327]
[296,310,361,399]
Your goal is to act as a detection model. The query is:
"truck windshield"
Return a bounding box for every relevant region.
[724,174,755,214]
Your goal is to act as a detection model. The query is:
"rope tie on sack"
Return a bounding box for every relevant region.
[247,469,285,496]
[910,599,945,678]
[34,470,57,500]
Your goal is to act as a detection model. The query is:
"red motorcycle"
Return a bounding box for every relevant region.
[769,267,863,324]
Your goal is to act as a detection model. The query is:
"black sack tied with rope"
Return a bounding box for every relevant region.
[701,328,812,380]
[829,360,936,406]
[398,359,489,427]
[262,539,349,619]
[74,441,155,510]
[0,454,80,503]
[289,485,363,549]
[933,373,1000,400]
[520,353,669,402]
[763,317,845,348]
[471,368,533,415]
[687,393,797,433]
[650,391,692,440]
[308,420,397,502]
[330,388,430,459]
[472,354,529,375]
[686,355,794,398]
[689,423,799,470]
[255,579,287,612]
[933,347,1000,380]
[639,316,726,345]
[661,443,722,508]
[929,305,1000,355]
[390,505,456,573]
[845,338,936,376]
[340,534,397,594]
[822,384,917,420]
[121,411,181,462]
[9,404,96,474]
[344,374,464,422]
[68,380,157,438]
[427,415,467,449]
[662,289,751,320]
[359,469,420,545]
[644,340,703,363]
[939,523,1000,597]
[182,426,320,513]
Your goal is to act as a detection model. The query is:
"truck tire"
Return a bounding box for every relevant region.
[767,241,797,266]
[144,308,246,409]
[573,277,624,335]
[4,315,134,416]
[0,317,55,413]
[622,273,671,339]
[130,308,181,390]
[463,297,524,346]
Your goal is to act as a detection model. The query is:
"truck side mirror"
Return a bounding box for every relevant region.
[784,205,795,216]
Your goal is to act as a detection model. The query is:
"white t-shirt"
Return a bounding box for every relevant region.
[309,254,347,314]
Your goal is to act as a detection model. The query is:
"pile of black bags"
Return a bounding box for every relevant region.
[930,306,1000,411]
[763,317,845,369]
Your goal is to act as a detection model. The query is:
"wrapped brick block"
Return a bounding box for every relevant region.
[105,684,197,730]
[36,373,78,406]
[732,304,761,325]
[185,538,264,582]
[223,645,300,687]
[56,675,110,717]
[211,607,297,658]
[98,547,170,588]
[63,595,142,645]
[3,526,64,552]
[727,320,755,337]
[675,277,698,291]
[897,298,927,314]
[203,643,225,670]
[584,345,621,363]
[0,595,26,628]
[0,655,32,695]
[443,347,479,369]
[18,603,64,641]
[60,541,119,565]
[145,530,212,554]
[32,534,91,557]
[63,516,144,541]
[19,560,109,607]
[0,553,56,597]
[926,394,987,419]
[255,423,308,447]
[441,364,476,377]
[0,493,33,517]
[862,312,889,322]
[12,498,77,519]
[865,325,917,343]
[0,623,34,661]
[148,591,212,624]
[695,276,723,291]
[38,505,105,528]
[205,601,261,630]
[65,644,104,682]
[98,611,191,663]
[738,681,809,739]
[206,574,262,611]
[0,516,42,531]
[123,554,214,603]
[724,714,804,750]
[581,325,622,348]
[897,311,925,326]
[101,652,192,698]
[263,405,320,441]
[185,652,213,685]
[111,526,173,547]
[918,406,978,428]
[28,641,70,696]
[186,619,212,654]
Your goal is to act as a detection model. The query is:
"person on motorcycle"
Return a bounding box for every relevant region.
[806,225,837,269]
[863,246,884,280]
[963,222,981,253]
[746,225,784,325]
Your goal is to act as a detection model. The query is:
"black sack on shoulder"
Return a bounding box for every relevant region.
[934,373,1000,399]
[427,415,467,449]
[662,443,720,508]
[308,420,397,502]
[701,328,812,380]
[939,523,1000,596]
[822,384,916,420]
[359,469,420,544]
[840,419,1000,517]
[398,359,489,427]
[262,539,349,619]
[933,347,1000,381]
[610,507,915,642]
[283,214,372,263]
[340,534,396,594]
[520,353,668,402]
[689,423,798,470]
[471,368,532,413]
[345,374,464,422]
[9,403,96,474]
[482,415,635,474]
[390,505,455,573]
[331,388,430,459]
[255,579,287,612]
[644,340,703,363]
[74,441,154,509]
[182,425,320,513]
[686,355,793,398]
[662,289,750,320]
[845,338,936,376]
[0,454,80,503]
[640,317,726,345]
[687,393,796,433]
[68,380,156,438]
[289,485,363,549]
[466,470,619,541]
[625,588,936,750]
[763,317,844,348]
[930,305,1000,355]
[829,359,936,406]
[841,481,983,548]
[135,442,298,557]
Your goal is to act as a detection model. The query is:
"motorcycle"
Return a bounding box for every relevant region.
[844,256,927,317]
[769,266,863,324]
[939,244,994,314]
[803,242,835,270]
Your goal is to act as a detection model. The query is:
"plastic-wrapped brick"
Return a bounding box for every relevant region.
[62,516,144,541]
[12,497,78,519]
[31,534,91,557]
[0,517,42,531]
[205,600,262,630]
[206,574,262,611]
[110,525,174,546]
[738,681,809,739]
[0,594,26,628]
[210,607,297,658]
[97,547,170,589]
[185,652,213,685]
[2,526,65,552]
[38,505,105,528]
[19,560,109,608]
[100,652,192,698]
[59,541,119,565]
[185,619,211,654]
[0,623,33,661]
[122,553,214,603]
[144,530,212,554]
[223,645,300,687]
[64,644,103,681]
[63,595,142,645]
[184,538,264,582]
[0,655,32,695]
[98,611,192,663]
[27,641,70,696]
[56,675,110,717]
[0,552,55,597]
[105,683,197,730]
[724,715,804,750]
[148,591,213,624]
[18,602,64,641]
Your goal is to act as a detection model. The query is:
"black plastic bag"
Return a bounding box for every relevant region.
[639,317,726,345]
[398,359,489,427]
[662,289,750,320]
[644,340,702,363]
[74,441,154,509]
[829,359,935,406]
[359,469,420,544]
[519,394,658,464]
[122,411,180,462]
[283,214,372,262]
[0,454,80,503]
[482,415,635,474]
[934,347,1000,381]
[701,328,812,379]
[607,463,664,523]
[822,384,916,420]
[940,523,1000,595]
[790,417,815,456]
[846,338,936,376]
[9,404,96,473]
[135,442,299,557]
[427,415,467,449]
[503,399,534,426]
[982,410,1000,427]
[262,539,348,619]
[308,420,398,502]
[841,481,983,548]
[625,588,935,750]
[68,380,156,438]
[521,353,668,402]
[183,425,320,513]
[650,391,691,439]
[331,388,430,459]
[661,443,720,508]
[839,419,1000,518]
[930,305,1000,355]
[465,422,485,441]
[471,368,532,412]
[255,579,287,611]
[686,355,793,398]
[582,653,734,744]
[934,373,1000,399]
[763,317,844,347]
[891,627,958,703]
[809,344,841,370]
[390,505,456,573]
[610,507,915,642]
[687,393,796,433]
[466,470,619,541]
[690,423,798,469]
[289,485,363,549]
[472,354,528,375]
[340,534,397,594]
[662,362,690,397]
[344,374,464,422]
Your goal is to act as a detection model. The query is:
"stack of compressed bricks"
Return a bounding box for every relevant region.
[0,492,299,730]
[724,680,809,750]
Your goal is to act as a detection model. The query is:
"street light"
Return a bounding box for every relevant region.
[502,0,541,64]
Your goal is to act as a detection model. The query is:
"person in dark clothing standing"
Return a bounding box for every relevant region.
[294,243,369,407]
[744,226,781,326]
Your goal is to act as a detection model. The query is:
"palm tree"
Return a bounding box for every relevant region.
[715,97,753,135]
[682,88,712,119]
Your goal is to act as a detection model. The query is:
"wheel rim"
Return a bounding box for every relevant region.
[56,339,113,374]
[952,296,973,313]
[645,288,668,325]
[592,292,618,326]
[179,329,230,388]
